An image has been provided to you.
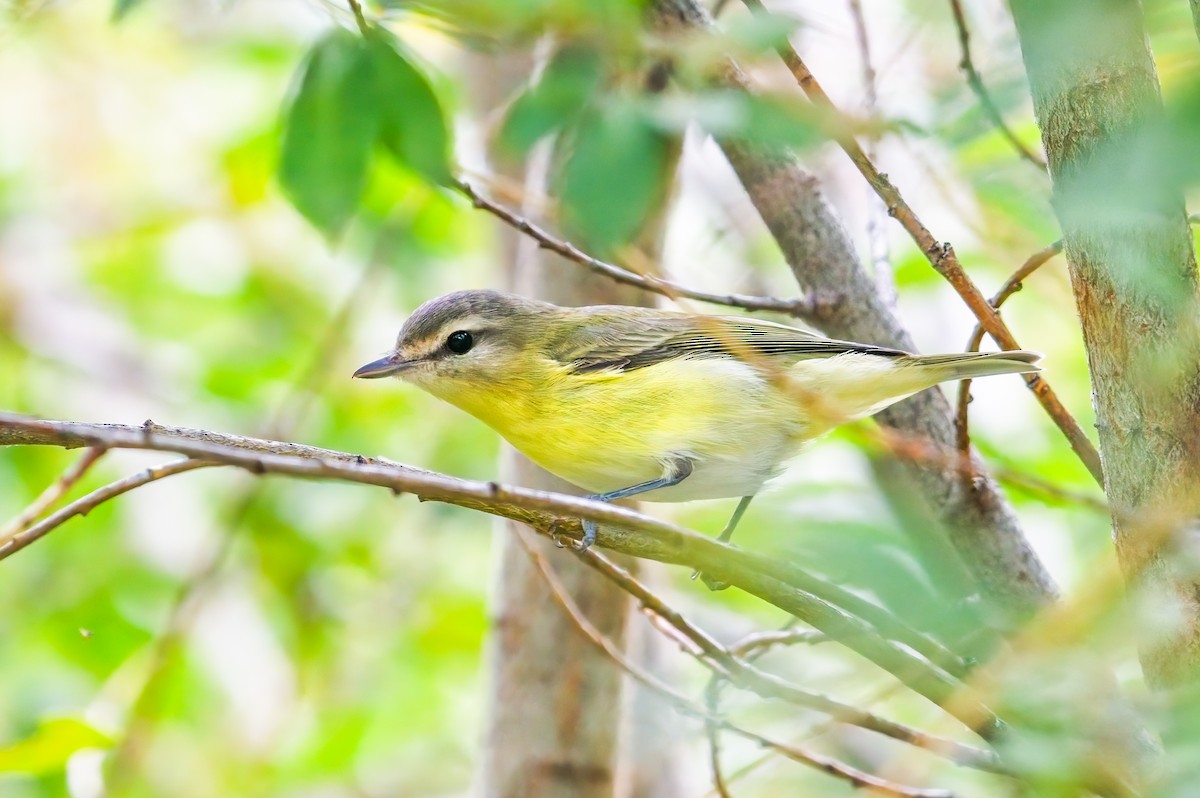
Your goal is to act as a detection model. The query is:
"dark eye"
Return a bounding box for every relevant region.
[446,330,474,354]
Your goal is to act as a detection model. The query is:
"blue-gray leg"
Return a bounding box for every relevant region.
[577,457,694,551]
[695,494,755,590]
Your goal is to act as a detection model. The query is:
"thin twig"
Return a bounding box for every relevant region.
[846,0,897,308]
[740,0,1103,486]
[0,459,215,560]
[955,241,1063,457]
[0,446,106,543]
[861,425,1108,514]
[517,532,958,798]
[105,247,392,788]
[946,0,1046,169]
[705,672,733,798]
[455,179,829,320]
[577,549,1002,771]
[729,628,829,657]
[345,0,370,35]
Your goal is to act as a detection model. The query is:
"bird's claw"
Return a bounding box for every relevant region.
[690,567,731,591]
[574,520,598,553]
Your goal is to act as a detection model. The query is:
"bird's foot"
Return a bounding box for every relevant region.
[573,519,598,552]
[690,568,730,590]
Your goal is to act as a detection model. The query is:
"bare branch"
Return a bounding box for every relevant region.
[0,459,214,560]
[846,0,897,308]
[0,412,1000,732]
[946,0,1047,169]
[729,628,828,657]
[648,0,1058,625]
[455,179,830,320]
[956,242,1063,456]
[577,549,1002,770]
[738,0,1102,486]
[0,446,106,543]
[863,425,1108,515]
[517,532,959,798]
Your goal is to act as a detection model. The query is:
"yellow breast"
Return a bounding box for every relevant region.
[421,356,801,499]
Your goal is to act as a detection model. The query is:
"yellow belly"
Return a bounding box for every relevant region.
[426,357,804,500]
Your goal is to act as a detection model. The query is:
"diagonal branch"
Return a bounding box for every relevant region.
[576,548,1003,771]
[946,0,1047,169]
[0,411,998,734]
[955,241,1062,456]
[0,459,214,560]
[455,179,831,320]
[648,0,1059,624]
[737,0,1101,486]
[0,446,106,543]
[516,531,960,798]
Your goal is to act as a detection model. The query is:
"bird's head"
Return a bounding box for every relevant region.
[353,289,556,397]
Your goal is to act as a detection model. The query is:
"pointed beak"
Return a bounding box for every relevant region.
[352,355,417,379]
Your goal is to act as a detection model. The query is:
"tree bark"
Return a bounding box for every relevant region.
[1009,0,1200,685]
[474,50,678,795]
[649,0,1057,629]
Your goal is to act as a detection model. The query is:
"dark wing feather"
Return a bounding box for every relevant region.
[550,310,909,373]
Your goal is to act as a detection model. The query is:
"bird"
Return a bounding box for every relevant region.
[353,289,1040,569]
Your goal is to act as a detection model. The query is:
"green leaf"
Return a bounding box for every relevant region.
[112,0,145,21]
[0,718,112,775]
[558,105,668,253]
[279,29,380,237]
[367,30,454,185]
[499,45,604,157]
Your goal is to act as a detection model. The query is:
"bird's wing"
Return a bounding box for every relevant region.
[550,311,910,373]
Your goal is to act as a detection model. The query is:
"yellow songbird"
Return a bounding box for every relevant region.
[354,289,1040,557]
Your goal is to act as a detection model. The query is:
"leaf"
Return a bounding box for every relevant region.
[558,104,669,253]
[499,45,604,157]
[367,30,454,185]
[0,718,112,775]
[112,0,145,21]
[279,29,381,237]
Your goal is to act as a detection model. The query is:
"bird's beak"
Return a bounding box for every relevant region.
[352,354,417,379]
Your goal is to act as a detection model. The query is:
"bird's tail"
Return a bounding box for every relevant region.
[899,350,1042,382]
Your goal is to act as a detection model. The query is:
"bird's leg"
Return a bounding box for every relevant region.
[577,457,693,552]
[695,494,755,591]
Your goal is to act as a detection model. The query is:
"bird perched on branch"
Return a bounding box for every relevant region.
[354,289,1040,573]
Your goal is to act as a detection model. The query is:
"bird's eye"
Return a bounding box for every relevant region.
[446,330,474,354]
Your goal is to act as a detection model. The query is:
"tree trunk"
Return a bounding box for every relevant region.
[649,0,1057,630]
[473,50,679,795]
[1009,0,1200,685]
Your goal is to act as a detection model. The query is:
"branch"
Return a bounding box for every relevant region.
[517,532,959,798]
[454,179,832,321]
[0,412,997,732]
[737,0,1102,487]
[946,0,1047,169]
[0,446,106,543]
[845,0,897,307]
[955,241,1062,456]
[729,628,828,656]
[648,0,1058,626]
[345,0,369,35]
[577,548,1003,771]
[0,459,214,560]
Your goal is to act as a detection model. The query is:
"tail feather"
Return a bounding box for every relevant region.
[900,350,1042,381]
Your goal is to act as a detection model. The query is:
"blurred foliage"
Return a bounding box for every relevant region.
[280,25,452,236]
[0,0,1198,796]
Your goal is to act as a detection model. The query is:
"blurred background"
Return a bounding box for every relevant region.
[1,0,1196,795]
